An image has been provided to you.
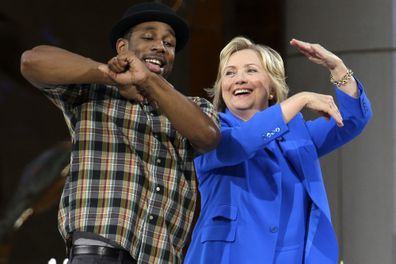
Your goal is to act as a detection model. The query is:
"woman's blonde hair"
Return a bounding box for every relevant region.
[207,36,289,112]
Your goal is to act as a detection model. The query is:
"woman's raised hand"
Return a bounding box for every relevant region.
[289,38,358,98]
[289,39,345,71]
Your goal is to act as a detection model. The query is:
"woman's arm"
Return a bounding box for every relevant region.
[195,104,289,172]
[306,81,372,157]
[289,39,372,156]
[290,38,358,98]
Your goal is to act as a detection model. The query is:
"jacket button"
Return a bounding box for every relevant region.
[269,226,279,233]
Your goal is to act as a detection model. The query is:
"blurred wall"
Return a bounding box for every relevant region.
[285,0,395,263]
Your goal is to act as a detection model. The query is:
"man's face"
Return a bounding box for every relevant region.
[126,21,176,78]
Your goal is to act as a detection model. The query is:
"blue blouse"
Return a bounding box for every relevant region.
[211,110,311,263]
[185,81,372,264]
[271,139,310,262]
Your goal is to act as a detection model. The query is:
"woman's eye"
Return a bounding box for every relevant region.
[224,71,235,76]
[247,68,258,73]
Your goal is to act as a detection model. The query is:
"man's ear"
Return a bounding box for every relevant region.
[116,38,128,54]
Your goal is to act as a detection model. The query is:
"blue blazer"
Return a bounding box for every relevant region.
[185,82,372,264]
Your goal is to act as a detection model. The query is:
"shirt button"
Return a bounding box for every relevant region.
[269,226,279,233]
[149,215,154,221]
[156,186,161,192]
[156,159,161,164]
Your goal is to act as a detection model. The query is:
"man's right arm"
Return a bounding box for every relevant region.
[20,45,113,88]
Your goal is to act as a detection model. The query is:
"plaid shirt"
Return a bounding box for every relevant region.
[38,83,218,263]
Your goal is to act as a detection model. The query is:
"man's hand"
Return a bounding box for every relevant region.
[98,52,152,102]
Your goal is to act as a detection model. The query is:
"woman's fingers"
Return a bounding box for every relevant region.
[328,101,344,127]
[290,38,342,69]
[306,93,344,127]
[317,110,330,120]
[290,38,310,51]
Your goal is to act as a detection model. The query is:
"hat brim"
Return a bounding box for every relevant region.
[110,11,189,53]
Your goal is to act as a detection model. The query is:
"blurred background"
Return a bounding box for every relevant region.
[0,0,394,263]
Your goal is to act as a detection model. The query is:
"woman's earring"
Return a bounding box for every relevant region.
[269,94,274,100]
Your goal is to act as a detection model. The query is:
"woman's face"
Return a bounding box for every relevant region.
[221,49,272,121]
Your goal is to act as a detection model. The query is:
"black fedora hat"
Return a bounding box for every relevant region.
[109,2,189,53]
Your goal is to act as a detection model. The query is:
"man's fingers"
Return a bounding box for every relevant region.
[98,64,110,75]
[118,85,146,102]
[98,64,120,83]
[108,56,128,73]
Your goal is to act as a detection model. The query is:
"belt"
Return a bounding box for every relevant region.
[70,245,136,263]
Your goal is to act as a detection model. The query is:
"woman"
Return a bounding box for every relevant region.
[184,37,372,264]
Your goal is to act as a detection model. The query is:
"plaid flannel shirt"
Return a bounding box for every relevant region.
[38,83,218,263]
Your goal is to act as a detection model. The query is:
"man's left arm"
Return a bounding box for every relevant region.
[99,52,220,153]
[143,73,220,153]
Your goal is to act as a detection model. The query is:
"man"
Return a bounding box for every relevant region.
[20,2,220,264]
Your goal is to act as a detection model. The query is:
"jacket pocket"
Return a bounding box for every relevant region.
[200,205,238,243]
